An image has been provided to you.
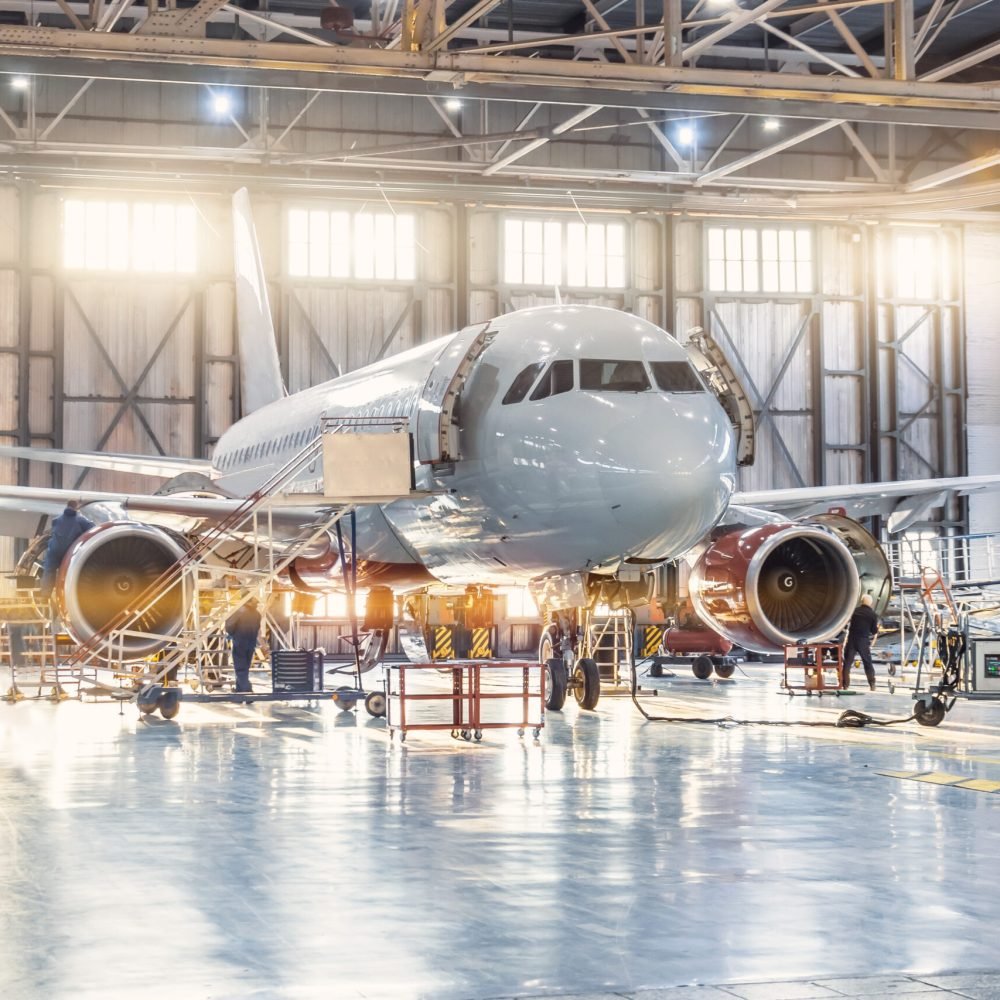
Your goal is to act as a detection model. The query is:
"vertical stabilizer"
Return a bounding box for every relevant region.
[232,188,286,415]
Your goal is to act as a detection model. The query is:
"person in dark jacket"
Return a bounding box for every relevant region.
[226,597,262,694]
[842,593,880,691]
[39,500,94,601]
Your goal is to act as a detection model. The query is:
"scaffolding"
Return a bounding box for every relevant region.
[885,532,1000,698]
[20,418,419,712]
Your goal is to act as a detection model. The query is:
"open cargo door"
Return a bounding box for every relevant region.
[415,322,495,465]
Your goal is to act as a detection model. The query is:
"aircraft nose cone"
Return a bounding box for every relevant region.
[595,395,735,559]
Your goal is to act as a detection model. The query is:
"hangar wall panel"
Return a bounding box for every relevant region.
[965,225,1000,538]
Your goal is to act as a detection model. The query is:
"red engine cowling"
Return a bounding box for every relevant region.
[56,521,191,659]
[689,519,875,652]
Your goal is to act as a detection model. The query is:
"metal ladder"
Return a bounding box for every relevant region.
[587,610,634,687]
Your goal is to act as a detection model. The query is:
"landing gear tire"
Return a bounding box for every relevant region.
[335,686,356,713]
[572,658,601,711]
[914,698,946,727]
[692,655,714,680]
[364,690,387,718]
[158,689,181,720]
[714,660,736,679]
[545,657,568,712]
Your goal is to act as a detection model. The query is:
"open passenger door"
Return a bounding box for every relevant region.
[415,322,495,465]
[684,326,756,467]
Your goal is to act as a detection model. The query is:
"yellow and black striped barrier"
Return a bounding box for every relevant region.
[470,627,493,659]
[432,626,454,661]
[640,625,665,659]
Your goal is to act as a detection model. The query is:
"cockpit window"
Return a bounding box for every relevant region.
[530,360,574,401]
[650,361,705,393]
[503,362,545,405]
[580,359,650,393]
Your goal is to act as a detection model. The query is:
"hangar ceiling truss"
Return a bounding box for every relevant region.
[0,0,998,214]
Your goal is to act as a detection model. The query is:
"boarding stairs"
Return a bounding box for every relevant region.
[52,416,414,700]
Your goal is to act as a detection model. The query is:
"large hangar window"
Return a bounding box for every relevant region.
[707,225,813,294]
[62,200,197,273]
[503,218,627,289]
[287,208,416,281]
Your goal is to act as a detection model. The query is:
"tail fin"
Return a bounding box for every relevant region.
[232,188,286,415]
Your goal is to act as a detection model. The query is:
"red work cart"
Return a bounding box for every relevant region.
[384,660,545,743]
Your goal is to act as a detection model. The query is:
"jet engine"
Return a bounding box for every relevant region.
[56,522,190,659]
[689,514,891,652]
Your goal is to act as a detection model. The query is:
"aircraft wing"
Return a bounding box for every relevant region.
[0,444,213,479]
[733,474,1000,532]
[0,484,331,539]
[0,484,240,525]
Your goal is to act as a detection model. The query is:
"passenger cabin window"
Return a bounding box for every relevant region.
[650,361,705,393]
[503,362,546,405]
[580,360,650,393]
[530,360,574,401]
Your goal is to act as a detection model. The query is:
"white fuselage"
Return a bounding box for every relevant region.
[212,306,737,586]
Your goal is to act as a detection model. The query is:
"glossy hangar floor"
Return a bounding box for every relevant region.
[2,667,1000,1000]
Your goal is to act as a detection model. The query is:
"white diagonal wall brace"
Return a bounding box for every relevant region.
[820,1,881,77]
[906,150,1000,191]
[639,109,687,169]
[220,5,333,46]
[55,0,88,30]
[921,36,1000,81]
[695,118,842,185]
[98,0,135,31]
[839,122,888,182]
[683,0,791,62]
[483,105,603,176]
[840,122,889,184]
[758,20,861,76]
[702,114,747,173]
[427,96,463,138]
[425,0,506,53]
[39,78,93,140]
[914,0,947,53]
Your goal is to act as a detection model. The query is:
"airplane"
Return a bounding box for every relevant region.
[0,188,997,714]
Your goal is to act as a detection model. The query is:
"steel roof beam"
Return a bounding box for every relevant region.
[1,27,999,129]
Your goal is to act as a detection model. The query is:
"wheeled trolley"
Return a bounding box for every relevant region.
[782,642,844,695]
[384,661,545,743]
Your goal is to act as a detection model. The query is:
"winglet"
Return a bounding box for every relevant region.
[232,188,286,415]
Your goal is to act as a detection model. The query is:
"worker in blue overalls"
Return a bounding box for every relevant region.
[39,500,94,602]
[226,597,262,694]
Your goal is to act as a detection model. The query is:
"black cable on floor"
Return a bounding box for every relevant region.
[629,661,919,729]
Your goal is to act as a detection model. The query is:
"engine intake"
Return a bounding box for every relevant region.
[56,522,190,659]
[689,522,864,651]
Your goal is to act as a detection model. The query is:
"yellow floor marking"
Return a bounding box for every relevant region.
[955,778,1000,792]
[879,769,1000,793]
